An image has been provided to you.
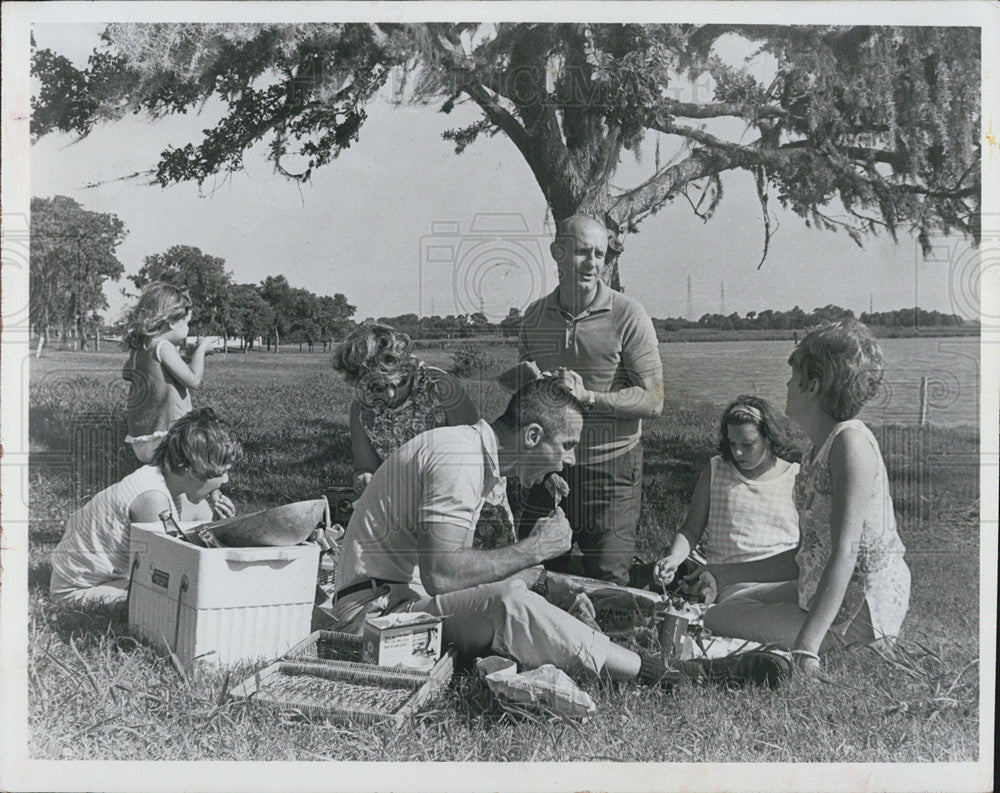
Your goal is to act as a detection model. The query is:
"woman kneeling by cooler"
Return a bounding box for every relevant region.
[49,408,242,607]
[704,320,911,675]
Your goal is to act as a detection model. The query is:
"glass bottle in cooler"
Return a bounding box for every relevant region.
[159,509,181,537]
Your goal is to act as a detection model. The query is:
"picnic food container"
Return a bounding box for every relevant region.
[128,523,319,666]
[362,612,444,671]
[202,497,330,547]
[230,630,455,726]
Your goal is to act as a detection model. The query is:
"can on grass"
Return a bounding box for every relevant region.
[657,609,690,661]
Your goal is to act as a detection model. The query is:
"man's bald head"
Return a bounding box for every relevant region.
[555,214,607,243]
[551,215,608,306]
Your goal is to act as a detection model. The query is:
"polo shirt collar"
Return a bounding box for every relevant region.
[543,280,614,318]
[473,418,503,485]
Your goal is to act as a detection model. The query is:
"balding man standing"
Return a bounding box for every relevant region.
[502,215,664,585]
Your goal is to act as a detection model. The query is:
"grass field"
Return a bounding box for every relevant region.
[25,345,981,762]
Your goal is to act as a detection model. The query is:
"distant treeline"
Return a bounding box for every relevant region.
[373,304,975,341]
[667,304,973,332]
[370,311,517,340]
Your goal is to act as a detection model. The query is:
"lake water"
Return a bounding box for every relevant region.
[659,337,980,426]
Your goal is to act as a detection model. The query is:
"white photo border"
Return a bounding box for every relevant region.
[2,2,996,791]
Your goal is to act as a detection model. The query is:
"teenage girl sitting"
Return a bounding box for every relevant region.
[655,395,801,602]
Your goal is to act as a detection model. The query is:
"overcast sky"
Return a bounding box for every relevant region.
[30,22,975,325]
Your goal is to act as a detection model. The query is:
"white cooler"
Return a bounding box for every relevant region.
[128,523,319,666]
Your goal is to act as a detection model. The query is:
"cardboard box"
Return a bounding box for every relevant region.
[128,523,319,666]
[362,612,443,671]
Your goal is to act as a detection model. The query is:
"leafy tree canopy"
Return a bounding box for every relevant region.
[224,282,275,348]
[30,195,127,340]
[32,23,980,285]
[132,244,231,335]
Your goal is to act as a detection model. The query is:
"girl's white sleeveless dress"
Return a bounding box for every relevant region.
[794,420,911,642]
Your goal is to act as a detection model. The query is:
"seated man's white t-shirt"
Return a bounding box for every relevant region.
[335,419,506,596]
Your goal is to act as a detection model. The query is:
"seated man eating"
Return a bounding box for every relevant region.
[321,378,791,687]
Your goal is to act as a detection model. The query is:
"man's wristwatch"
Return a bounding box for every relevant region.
[579,390,596,411]
[531,569,549,597]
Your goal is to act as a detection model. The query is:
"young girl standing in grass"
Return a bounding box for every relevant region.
[704,320,911,675]
[654,395,801,600]
[122,282,216,463]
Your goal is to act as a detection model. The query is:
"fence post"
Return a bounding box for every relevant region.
[918,376,929,427]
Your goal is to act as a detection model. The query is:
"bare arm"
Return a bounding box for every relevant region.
[561,309,664,419]
[497,359,541,393]
[793,429,877,653]
[587,384,663,419]
[436,371,479,426]
[417,508,572,595]
[674,464,712,550]
[129,489,175,524]
[349,400,382,476]
[654,464,711,584]
[157,339,212,389]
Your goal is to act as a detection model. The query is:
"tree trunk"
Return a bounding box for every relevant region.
[274,327,280,354]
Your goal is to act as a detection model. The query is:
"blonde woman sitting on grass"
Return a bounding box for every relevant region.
[704,320,911,676]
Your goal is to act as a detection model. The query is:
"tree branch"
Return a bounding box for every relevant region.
[645,115,739,151]
[612,123,977,226]
[653,98,785,120]
[420,25,536,173]
[609,148,737,225]
[462,83,532,162]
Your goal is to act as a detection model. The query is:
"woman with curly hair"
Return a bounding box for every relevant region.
[654,395,802,602]
[334,324,519,550]
[333,322,479,492]
[704,319,911,676]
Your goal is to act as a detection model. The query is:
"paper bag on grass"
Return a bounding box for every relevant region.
[481,661,596,719]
